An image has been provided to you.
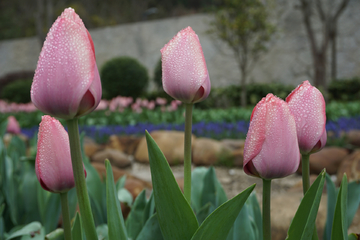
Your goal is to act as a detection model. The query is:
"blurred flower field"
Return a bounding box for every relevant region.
[1,97,359,143]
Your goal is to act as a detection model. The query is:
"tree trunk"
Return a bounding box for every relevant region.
[330,25,337,80]
[313,51,327,88]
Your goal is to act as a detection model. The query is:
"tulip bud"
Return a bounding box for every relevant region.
[286,81,327,154]
[31,8,101,119]
[6,116,21,135]
[161,26,211,103]
[35,115,86,193]
[243,94,300,179]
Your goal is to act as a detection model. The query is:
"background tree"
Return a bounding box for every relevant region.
[208,0,275,107]
[298,0,350,88]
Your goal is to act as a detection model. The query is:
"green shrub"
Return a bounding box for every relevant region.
[328,77,360,101]
[100,56,149,99]
[1,79,32,103]
[153,58,162,89]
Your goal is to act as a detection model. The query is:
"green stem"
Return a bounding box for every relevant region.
[66,118,97,240]
[60,192,72,240]
[183,103,193,205]
[301,153,319,240]
[262,179,271,240]
[301,153,310,195]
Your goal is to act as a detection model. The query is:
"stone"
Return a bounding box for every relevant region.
[134,130,196,165]
[91,148,132,168]
[232,148,244,167]
[220,139,245,151]
[83,136,103,158]
[297,147,349,175]
[336,150,360,185]
[192,138,233,166]
[107,135,141,155]
[347,130,360,147]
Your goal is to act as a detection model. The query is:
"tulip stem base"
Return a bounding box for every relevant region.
[263,179,271,240]
[67,118,98,240]
[301,154,310,195]
[60,192,72,240]
[184,103,193,205]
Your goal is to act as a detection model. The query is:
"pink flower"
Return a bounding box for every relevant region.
[31,8,101,119]
[161,27,211,103]
[6,116,21,134]
[286,81,327,154]
[35,115,86,193]
[156,97,167,106]
[243,94,300,179]
[146,100,156,110]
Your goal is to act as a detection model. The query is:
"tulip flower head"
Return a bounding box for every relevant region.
[243,94,300,179]
[161,26,210,103]
[31,8,101,119]
[6,116,21,135]
[286,81,327,154]
[35,115,85,193]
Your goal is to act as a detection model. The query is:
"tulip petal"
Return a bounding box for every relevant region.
[244,94,300,179]
[31,8,98,119]
[286,81,327,154]
[35,115,75,193]
[161,27,210,103]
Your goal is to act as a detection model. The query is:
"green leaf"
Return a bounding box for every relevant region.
[45,228,64,240]
[43,193,61,233]
[191,184,255,240]
[71,212,83,240]
[143,191,155,224]
[200,167,227,212]
[286,170,326,240]
[145,131,198,240]
[226,203,256,240]
[196,203,212,225]
[324,173,338,240]
[0,204,4,217]
[136,214,164,240]
[20,227,45,240]
[331,174,348,240]
[105,160,128,240]
[247,192,262,239]
[6,222,42,240]
[347,181,360,227]
[191,167,208,212]
[116,175,127,191]
[126,190,147,240]
[0,119,8,137]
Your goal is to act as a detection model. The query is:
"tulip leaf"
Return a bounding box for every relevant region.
[226,202,256,240]
[247,192,263,240]
[143,191,155,224]
[331,174,348,240]
[346,181,360,227]
[191,167,208,212]
[105,159,128,240]
[286,170,326,240]
[145,131,199,240]
[6,222,42,240]
[196,203,212,225]
[201,167,227,211]
[43,193,61,233]
[191,184,255,240]
[324,173,338,240]
[126,190,147,240]
[136,213,164,240]
[72,212,83,240]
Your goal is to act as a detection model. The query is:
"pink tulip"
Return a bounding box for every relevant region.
[31,8,101,119]
[243,94,300,179]
[6,116,21,134]
[286,81,327,154]
[161,26,211,103]
[156,97,167,106]
[35,115,86,193]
